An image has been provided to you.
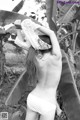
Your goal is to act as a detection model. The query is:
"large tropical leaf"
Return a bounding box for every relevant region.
[58,50,80,120]
[74,6,80,20]
[0,10,27,26]
[57,0,79,22]
[12,0,25,12]
[58,4,79,25]
[5,70,27,106]
[0,10,40,27]
[5,69,37,106]
[46,0,57,32]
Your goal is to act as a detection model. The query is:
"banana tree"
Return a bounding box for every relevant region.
[46,0,80,120]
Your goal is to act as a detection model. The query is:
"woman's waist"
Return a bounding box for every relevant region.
[36,82,58,92]
[31,85,57,101]
[28,92,57,105]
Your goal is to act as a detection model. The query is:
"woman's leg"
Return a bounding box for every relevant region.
[40,109,56,120]
[25,107,39,120]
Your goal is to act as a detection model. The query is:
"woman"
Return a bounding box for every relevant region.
[14,19,62,120]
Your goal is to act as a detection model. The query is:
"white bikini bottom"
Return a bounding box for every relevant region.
[27,93,56,115]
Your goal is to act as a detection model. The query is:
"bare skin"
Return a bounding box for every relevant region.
[29,27,62,120]
[32,26,62,97]
[13,20,62,120]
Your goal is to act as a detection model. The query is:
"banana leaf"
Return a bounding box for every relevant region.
[46,0,57,32]
[0,10,41,27]
[58,4,79,25]
[12,0,25,12]
[58,50,80,120]
[5,70,27,106]
[74,6,80,20]
[57,0,79,24]
[5,69,37,106]
[0,10,27,26]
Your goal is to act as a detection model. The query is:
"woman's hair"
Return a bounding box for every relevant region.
[25,40,52,87]
[25,47,38,87]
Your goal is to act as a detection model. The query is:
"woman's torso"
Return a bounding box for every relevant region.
[31,52,62,103]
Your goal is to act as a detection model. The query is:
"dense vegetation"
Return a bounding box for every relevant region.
[0,0,80,120]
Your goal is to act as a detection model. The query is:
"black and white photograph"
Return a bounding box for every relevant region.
[0,0,80,120]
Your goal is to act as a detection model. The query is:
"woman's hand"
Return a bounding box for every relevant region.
[56,106,62,116]
[14,19,22,29]
[56,101,62,116]
[14,19,21,26]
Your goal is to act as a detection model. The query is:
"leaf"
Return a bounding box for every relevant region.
[57,0,79,21]
[12,0,25,12]
[46,0,57,32]
[74,6,80,20]
[5,65,36,106]
[58,3,79,25]
[5,70,27,106]
[0,10,27,26]
[71,21,78,53]
[58,50,80,120]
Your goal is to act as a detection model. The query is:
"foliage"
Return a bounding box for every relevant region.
[57,1,80,71]
[1,0,80,120]
[46,0,80,120]
[12,0,25,12]
[56,1,80,120]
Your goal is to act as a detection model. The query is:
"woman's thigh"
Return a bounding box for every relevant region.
[40,110,56,120]
[25,107,39,120]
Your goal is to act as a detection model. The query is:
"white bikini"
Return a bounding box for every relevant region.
[27,93,56,115]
